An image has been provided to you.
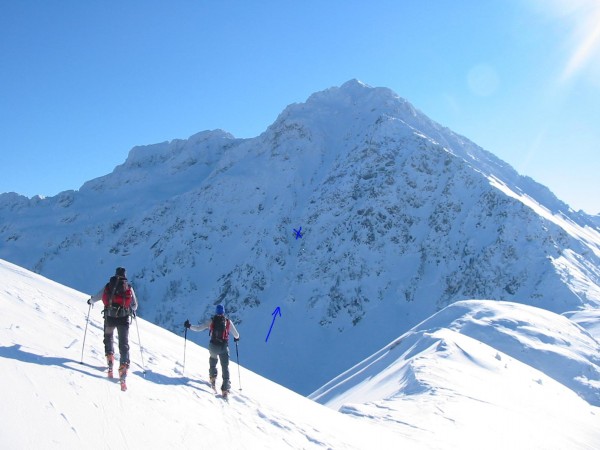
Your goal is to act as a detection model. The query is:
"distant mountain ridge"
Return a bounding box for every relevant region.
[1,79,599,394]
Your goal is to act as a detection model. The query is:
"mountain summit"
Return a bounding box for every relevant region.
[1,80,599,394]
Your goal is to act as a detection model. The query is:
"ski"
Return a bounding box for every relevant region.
[108,367,114,379]
[120,379,127,392]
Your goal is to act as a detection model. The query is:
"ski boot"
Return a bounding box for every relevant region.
[221,381,231,399]
[118,363,129,391]
[106,354,115,379]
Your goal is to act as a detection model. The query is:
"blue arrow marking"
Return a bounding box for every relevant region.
[265,306,282,342]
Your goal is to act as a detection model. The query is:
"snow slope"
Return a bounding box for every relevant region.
[310,300,600,449]
[0,259,399,449]
[3,258,600,449]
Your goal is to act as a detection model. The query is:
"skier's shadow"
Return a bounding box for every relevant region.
[141,370,213,394]
[184,377,215,395]
[137,370,183,386]
[0,344,105,379]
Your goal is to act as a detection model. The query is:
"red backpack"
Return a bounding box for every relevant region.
[102,276,132,308]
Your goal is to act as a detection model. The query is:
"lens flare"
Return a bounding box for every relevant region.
[560,5,600,82]
[526,0,600,83]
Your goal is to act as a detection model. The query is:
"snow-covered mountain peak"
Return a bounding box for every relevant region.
[121,129,236,171]
[308,78,411,112]
[267,81,518,194]
[1,80,599,397]
[78,129,240,196]
[272,79,419,137]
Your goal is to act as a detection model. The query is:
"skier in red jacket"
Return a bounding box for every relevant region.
[88,267,138,386]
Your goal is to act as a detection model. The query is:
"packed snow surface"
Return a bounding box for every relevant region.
[2,258,599,449]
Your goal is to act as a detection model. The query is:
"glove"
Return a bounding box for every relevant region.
[234,337,240,342]
[87,297,92,305]
[184,319,191,329]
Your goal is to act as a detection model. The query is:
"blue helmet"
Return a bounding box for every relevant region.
[215,304,225,315]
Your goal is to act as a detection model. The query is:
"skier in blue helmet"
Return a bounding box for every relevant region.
[184,304,240,396]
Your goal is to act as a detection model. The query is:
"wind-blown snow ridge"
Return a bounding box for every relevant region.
[310,300,600,449]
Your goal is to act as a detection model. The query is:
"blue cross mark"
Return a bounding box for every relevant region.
[293,227,303,240]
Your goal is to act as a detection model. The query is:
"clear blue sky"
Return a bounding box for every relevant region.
[1,0,599,213]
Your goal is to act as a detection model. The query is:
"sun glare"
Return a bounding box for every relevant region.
[525,0,600,84]
[560,3,600,82]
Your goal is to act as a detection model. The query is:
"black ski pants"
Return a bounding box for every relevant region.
[208,341,231,390]
[103,316,131,365]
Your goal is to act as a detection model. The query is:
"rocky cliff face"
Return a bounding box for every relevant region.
[1,80,599,394]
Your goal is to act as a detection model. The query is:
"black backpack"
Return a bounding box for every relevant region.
[210,315,229,344]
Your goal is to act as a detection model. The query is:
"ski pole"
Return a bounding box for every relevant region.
[235,340,242,391]
[79,302,92,364]
[183,327,188,375]
[134,314,146,376]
